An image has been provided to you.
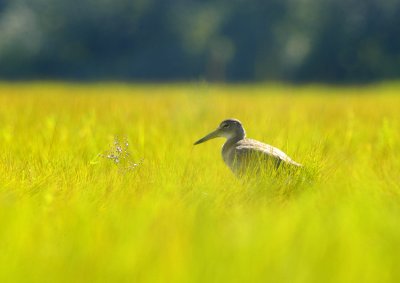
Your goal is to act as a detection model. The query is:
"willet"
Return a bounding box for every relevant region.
[194,119,301,175]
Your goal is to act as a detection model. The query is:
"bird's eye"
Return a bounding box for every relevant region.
[222,123,229,128]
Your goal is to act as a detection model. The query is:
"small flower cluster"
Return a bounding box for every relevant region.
[102,137,141,172]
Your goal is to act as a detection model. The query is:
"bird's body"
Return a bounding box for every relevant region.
[222,137,301,175]
[194,119,301,175]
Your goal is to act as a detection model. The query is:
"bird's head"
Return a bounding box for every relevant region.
[194,118,246,145]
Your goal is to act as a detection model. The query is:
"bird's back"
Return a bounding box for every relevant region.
[222,138,301,175]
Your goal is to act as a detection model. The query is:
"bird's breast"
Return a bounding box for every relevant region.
[221,141,240,172]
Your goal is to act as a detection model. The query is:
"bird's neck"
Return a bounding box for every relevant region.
[226,131,245,145]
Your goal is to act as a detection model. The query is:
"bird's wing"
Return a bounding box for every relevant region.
[235,139,301,167]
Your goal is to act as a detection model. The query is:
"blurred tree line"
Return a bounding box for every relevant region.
[0,0,399,83]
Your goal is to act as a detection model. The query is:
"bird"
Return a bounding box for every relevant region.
[194,118,301,175]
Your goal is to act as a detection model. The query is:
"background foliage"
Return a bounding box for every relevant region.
[0,0,399,82]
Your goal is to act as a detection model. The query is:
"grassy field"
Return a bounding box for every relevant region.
[0,82,400,283]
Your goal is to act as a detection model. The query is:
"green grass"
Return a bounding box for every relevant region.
[0,82,400,283]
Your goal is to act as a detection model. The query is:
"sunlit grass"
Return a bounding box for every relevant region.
[0,82,400,282]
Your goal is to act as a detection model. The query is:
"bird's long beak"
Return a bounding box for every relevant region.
[194,129,220,145]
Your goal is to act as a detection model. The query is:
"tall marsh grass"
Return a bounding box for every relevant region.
[0,82,399,282]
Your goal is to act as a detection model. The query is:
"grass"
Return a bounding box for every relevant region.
[0,82,400,282]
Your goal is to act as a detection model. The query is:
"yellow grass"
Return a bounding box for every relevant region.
[0,82,400,282]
